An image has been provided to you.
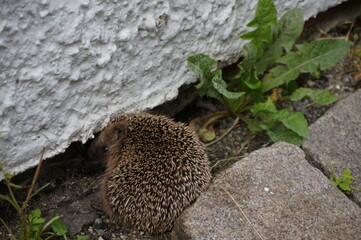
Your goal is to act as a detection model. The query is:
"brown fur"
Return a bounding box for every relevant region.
[88,113,211,235]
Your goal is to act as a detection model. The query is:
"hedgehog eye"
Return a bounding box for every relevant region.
[103,146,109,153]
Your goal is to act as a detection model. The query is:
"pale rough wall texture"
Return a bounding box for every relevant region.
[0,0,346,176]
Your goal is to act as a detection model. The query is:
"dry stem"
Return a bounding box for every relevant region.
[220,185,265,240]
[235,133,255,156]
[22,148,45,210]
[204,116,240,147]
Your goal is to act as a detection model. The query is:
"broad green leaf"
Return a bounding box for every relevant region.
[241,25,271,40]
[243,76,262,90]
[241,0,277,57]
[249,89,265,103]
[212,75,245,100]
[262,65,300,92]
[256,8,304,75]
[246,99,308,145]
[335,178,342,185]
[212,75,245,113]
[187,54,217,77]
[249,99,279,126]
[226,98,246,114]
[52,219,68,236]
[247,0,277,27]
[275,8,304,52]
[343,168,351,176]
[187,54,225,104]
[266,123,303,146]
[234,44,261,90]
[232,43,263,103]
[238,116,263,133]
[31,224,40,232]
[339,182,351,191]
[31,208,41,218]
[262,39,351,92]
[289,88,338,105]
[275,109,308,138]
[5,172,13,180]
[187,54,218,97]
[343,179,353,184]
[77,237,90,240]
[258,117,278,130]
[204,70,225,102]
[329,167,359,194]
[237,43,258,74]
[241,26,273,57]
[290,40,352,71]
[32,218,45,224]
[250,98,277,115]
[330,178,336,185]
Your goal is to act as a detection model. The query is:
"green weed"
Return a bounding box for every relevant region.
[76,237,89,240]
[187,0,351,145]
[0,150,71,240]
[329,165,360,194]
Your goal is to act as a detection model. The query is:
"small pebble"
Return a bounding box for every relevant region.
[95,218,102,224]
[307,80,316,87]
[96,229,105,235]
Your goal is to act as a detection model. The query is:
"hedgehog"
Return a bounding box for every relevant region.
[87,113,211,235]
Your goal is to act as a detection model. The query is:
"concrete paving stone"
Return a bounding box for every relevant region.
[171,142,361,240]
[303,89,361,205]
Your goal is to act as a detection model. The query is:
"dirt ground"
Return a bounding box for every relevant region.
[1,10,361,240]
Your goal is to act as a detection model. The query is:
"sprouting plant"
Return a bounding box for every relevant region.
[187,0,351,146]
[329,164,360,194]
[26,208,68,240]
[76,236,90,240]
[0,150,70,240]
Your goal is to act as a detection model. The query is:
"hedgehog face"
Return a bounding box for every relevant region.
[87,121,127,169]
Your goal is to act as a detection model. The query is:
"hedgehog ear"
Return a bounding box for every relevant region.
[113,123,127,140]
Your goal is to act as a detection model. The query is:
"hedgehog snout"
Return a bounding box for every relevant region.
[84,139,108,172]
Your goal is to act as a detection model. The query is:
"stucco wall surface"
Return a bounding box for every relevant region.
[0,0,346,177]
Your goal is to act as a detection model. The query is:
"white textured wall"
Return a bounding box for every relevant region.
[0,0,346,177]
